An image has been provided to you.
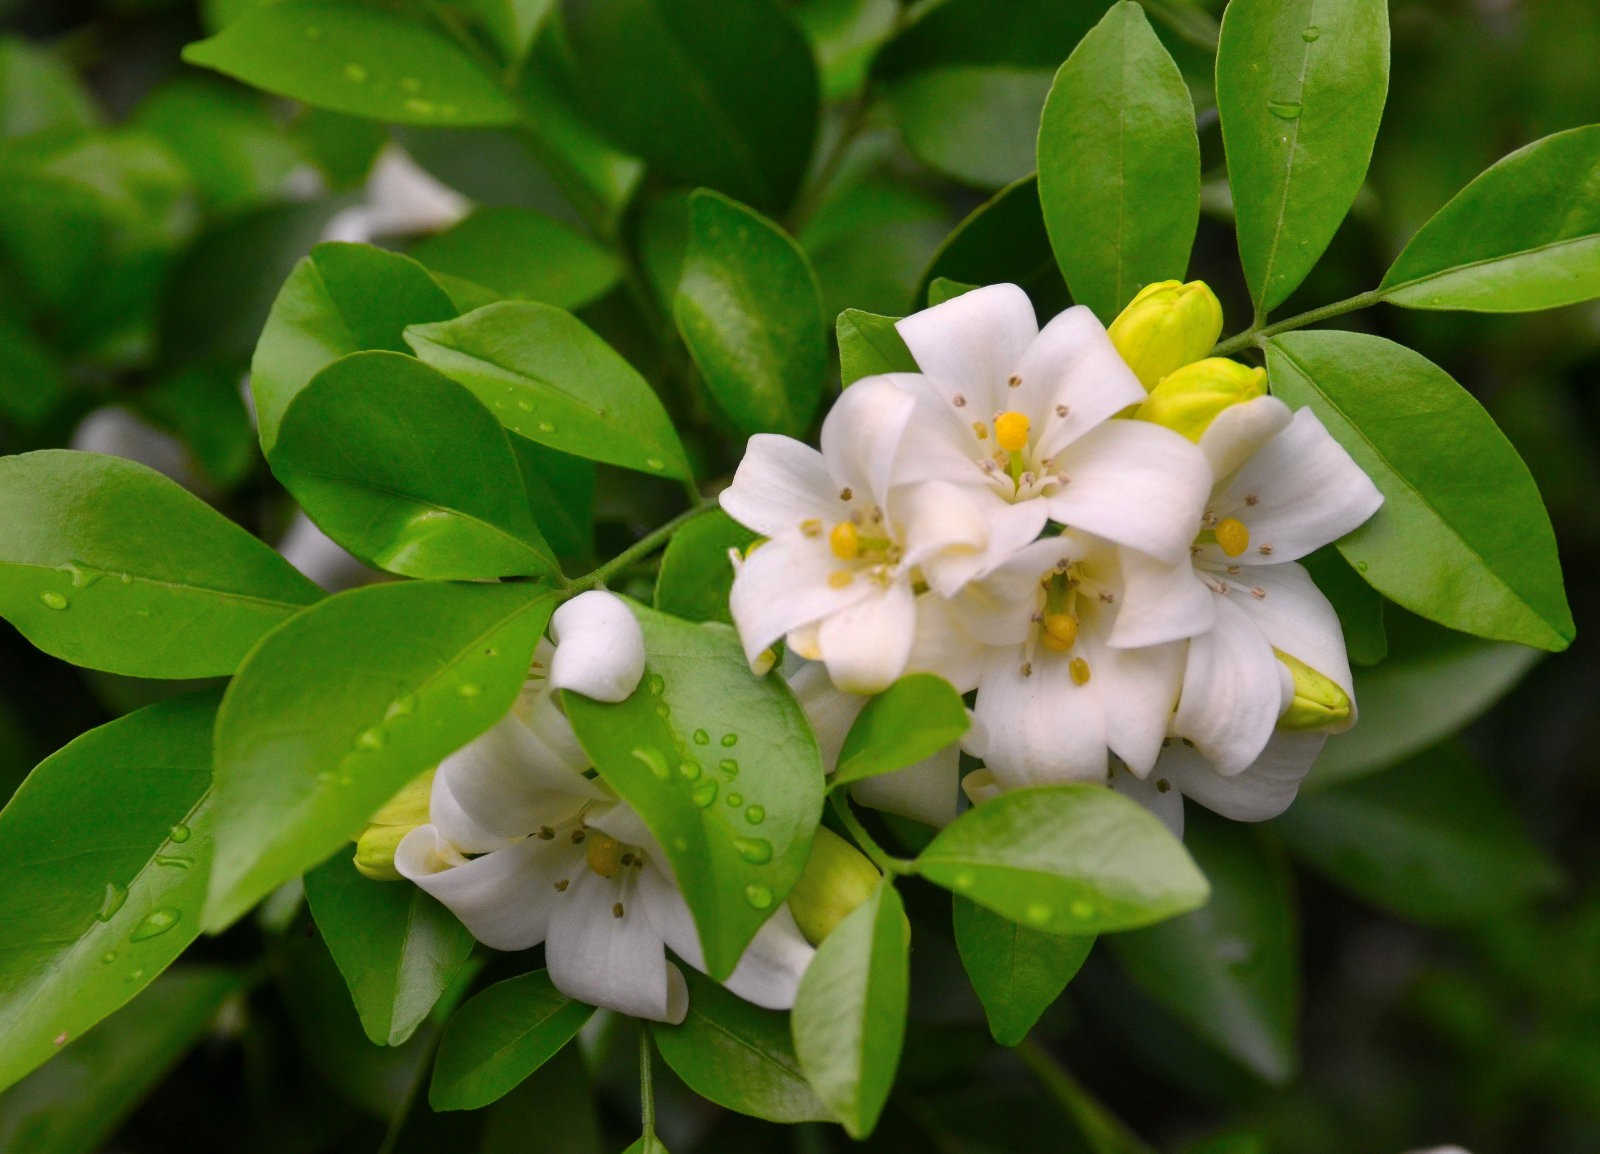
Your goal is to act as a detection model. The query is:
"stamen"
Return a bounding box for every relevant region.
[972,421,989,440]
[994,411,1031,452]
[799,518,822,538]
[1258,544,1273,556]
[829,522,859,560]
[952,393,967,407]
[1020,661,1034,678]
[828,569,854,589]
[1215,517,1250,557]
[1244,493,1259,506]
[612,902,625,918]
[1069,657,1091,685]
[1007,374,1022,388]
[537,825,555,840]
[1250,586,1267,600]
[839,486,853,501]
[554,878,569,892]
[586,831,623,877]
[570,829,586,844]
[1055,404,1070,418]
[1155,779,1171,793]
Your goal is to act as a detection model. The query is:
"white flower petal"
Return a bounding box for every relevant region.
[433,711,605,841]
[584,800,659,852]
[970,647,1107,788]
[817,578,917,694]
[1109,766,1185,839]
[728,534,875,665]
[1082,626,1185,777]
[547,868,683,1022]
[1197,395,1292,481]
[1024,306,1148,459]
[1225,561,1355,711]
[395,826,566,951]
[1212,407,1383,563]
[851,744,961,828]
[1111,549,1217,649]
[1046,420,1210,563]
[1157,732,1325,821]
[889,388,998,488]
[1172,595,1292,773]
[429,764,521,853]
[819,374,916,510]
[894,283,1038,413]
[549,590,646,703]
[787,659,867,770]
[898,482,1030,596]
[277,511,380,592]
[906,594,985,694]
[720,434,840,538]
[943,535,1083,649]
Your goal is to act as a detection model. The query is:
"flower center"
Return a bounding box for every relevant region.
[1016,562,1114,682]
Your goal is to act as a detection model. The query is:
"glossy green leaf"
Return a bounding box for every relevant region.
[953,896,1092,1047]
[0,694,221,1093]
[791,879,908,1139]
[560,0,818,213]
[674,190,828,438]
[513,439,596,567]
[429,970,594,1111]
[251,242,458,453]
[0,451,321,678]
[891,66,1053,189]
[653,510,755,626]
[834,674,969,788]
[1111,814,1299,1084]
[790,0,899,101]
[272,351,559,580]
[408,206,621,310]
[918,175,1070,318]
[913,785,1210,934]
[800,171,950,320]
[1283,744,1562,926]
[1379,125,1600,311]
[303,855,476,1047]
[836,309,917,386]
[1265,331,1573,651]
[206,581,560,931]
[0,969,238,1154]
[142,364,258,489]
[1038,2,1200,321]
[564,604,825,980]
[406,301,691,480]
[1301,546,1386,666]
[1216,0,1389,314]
[651,968,829,1123]
[928,276,979,306]
[182,3,520,126]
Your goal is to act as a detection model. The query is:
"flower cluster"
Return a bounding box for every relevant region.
[721,282,1383,833]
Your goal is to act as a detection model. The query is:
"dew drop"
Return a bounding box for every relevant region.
[97,883,128,922]
[631,747,671,780]
[130,907,180,942]
[516,400,534,412]
[646,674,665,695]
[403,98,437,116]
[119,572,132,583]
[385,695,415,721]
[537,420,556,433]
[677,760,701,781]
[720,733,739,747]
[718,758,739,778]
[1069,899,1096,919]
[39,591,68,610]
[343,62,367,82]
[726,792,743,807]
[744,883,773,910]
[127,968,145,983]
[356,727,385,751]
[1267,100,1303,120]
[645,457,665,471]
[692,728,710,745]
[1301,25,1321,40]
[1355,560,1370,573]
[672,836,689,851]
[153,854,191,870]
[456,682,482,698]
[654,702,671,718]
[951,871,975,891]
[101,951,116,965]
[1025,903,1052,926]
[168,824,191,843]
[733,837,773,864]
[59,561,101,588]
[690,780,719,808]
[744,805,765,825]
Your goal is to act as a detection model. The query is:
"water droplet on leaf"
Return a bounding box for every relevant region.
[130,907,180,942]
[168,824,191,843]
[744,883,773,910]
[1069,899,1095,919]
[690,780,719,808]
[1301,25,1321,40]
[1025,903,1052,926]
[677,760,701,780]
[744,805,765,825]
[97,883,128,922]
[343,62,367,82]
[733,837,773,864]
[726,792,743,807]
[1267,100,1303,120]
[385,695,415,721]
[718,758,739,777]
[720,733,739,747]
[356,727,385,751]
[456,682,481,698]
[39,591,67,610]
[154,855,191,870]
[646,674,665,695]
[692,729,709,745]
[632,748,671,780]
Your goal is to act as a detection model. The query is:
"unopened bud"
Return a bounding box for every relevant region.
[1134,357,1266,442]
[787,827,880,944]
[1275,650,1352,730]
[1108,280,1224,388]
[353,769,434,880]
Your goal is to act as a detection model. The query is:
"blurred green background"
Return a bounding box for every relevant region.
[0,1,1596,1151]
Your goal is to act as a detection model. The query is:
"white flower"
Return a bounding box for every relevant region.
[886,284,1213,584]
[721,375,1015,693]
[393,591,813,1023]
[321,145,470,244]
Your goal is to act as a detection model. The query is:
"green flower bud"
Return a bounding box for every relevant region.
[352,769,434,881]
[1134,356,1267,442]
[787,826,881,944]
[1108,280,1224,389]
[1274,650,1352,730]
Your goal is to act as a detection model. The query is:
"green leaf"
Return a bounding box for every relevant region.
[790,0,899,101]
[181,2,520,126]
[252,242,458,454]
[467,0,554,64]
[0,695,221,1093]
[674,190,828,438]
[0,37,98,143]
[953,896,1092,1047]
[560,0,818,214]
[918,175,1070,318]
[564,604,825,980]
[928,276,979,306]
[791,879,908,1139]
[651,968,830,1124]
[429,970,594,1111]
[913,785,1210,934]
[271,351,559,580]
[303,855,477,1047]
[0,969,238,1154]
[0,451,321,678]
[206,580,560,931]
[1301,546,1385,666]
[1216,0,1389,314]
[801,174,950,320]
[1037,2,1200,321]
[1280,744,1562,925]
[1379,125,1600,312]
[408,206,621,310]
[622,1135,671,1154]
[890,66,1054,189]
[833,674,969,788]
[133,78,305,210]
[1110,814,1299,1084]
[513,439,596,567]
[0,314,66,428]
[653,510,755,626]
[836,309,917,386]
[479,1043,603,1154]
[406,301,691,480]
[873,0,1106,79]
[1265,331,1573,651]
[142,364,258,489]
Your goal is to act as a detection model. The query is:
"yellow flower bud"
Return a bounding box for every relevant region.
[1134,357,1267,442]
[786,827,881,944]
[1274,650,1352,730]
[352,769,434,881]
[1108,280,1224,388]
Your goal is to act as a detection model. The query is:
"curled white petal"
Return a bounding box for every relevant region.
[1172,596,1293,773]
[1156,732,1326,821]
[394,826,564,951]
[719,434,838,538]
[549,590,646,703]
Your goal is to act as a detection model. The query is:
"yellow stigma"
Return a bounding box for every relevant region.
[994,410,1030,452]
[1069,657,1091,685]
[1041,612,1079,652]
[585,831,624,878]
[1215,517,1250,557]
[828,521,859,560]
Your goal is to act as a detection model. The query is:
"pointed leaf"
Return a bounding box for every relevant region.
[953,897,1092,1047]
[429,970,594,1111]
[833,673,969,788]
[653,510,755,626]
[836,309,916,386]
[407,206,622,310]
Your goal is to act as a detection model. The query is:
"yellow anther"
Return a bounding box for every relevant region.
[994,410,1031,452]
[585,831,624,878]
[1041,612,1079,651]
[827,569,854,589]
[828,521,859,560]
[1069,657,1091,685]
[1215,517,1250,557]
[800,518,822,538]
